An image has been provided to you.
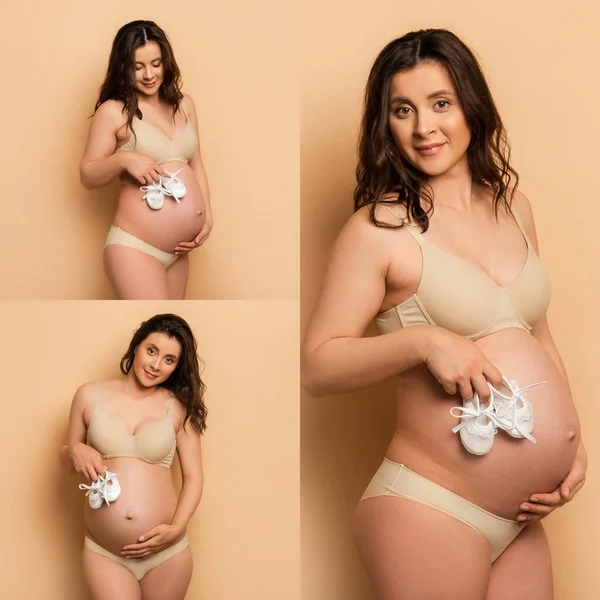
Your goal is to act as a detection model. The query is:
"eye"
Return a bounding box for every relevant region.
[394,106,413,118]
[147,347,156,355]
[152,61,162,67]
[434,100,451,109]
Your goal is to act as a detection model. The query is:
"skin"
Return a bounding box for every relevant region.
[302,61,586,599]
[59,332,204,600]
[80,41,213,300]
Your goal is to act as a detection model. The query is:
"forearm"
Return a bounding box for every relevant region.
[80,153,125,190]
[302,324,433,397]
[59,444,76,473]
[170,475,204,533]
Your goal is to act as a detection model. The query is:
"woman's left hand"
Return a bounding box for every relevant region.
[121,524,183,559]
[174,214,213,254]
[517,441,587,522]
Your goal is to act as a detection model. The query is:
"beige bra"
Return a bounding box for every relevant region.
[86,385,177,468]
[115,105,198,165]
[375,205,551,340]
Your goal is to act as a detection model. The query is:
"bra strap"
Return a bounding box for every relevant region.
[507,204,532,248]
[380,204,425,247]
[167,397,176,415]
[180,102,189,122]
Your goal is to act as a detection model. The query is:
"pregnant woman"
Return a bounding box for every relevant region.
[302,29,587,599]
[59,314,207,600]
[80,21,212,299]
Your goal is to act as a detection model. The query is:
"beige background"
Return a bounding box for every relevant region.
[0,0,298,299]
[301,1,599,598]
[0,301,299,600]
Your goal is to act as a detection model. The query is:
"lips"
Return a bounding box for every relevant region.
[144,370,158,380]
[414,142,446,156]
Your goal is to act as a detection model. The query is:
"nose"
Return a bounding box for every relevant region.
[414,110,436,138]
[144,66,153,80]
[150,357,161,370]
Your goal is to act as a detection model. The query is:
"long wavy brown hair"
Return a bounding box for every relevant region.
[94,20,184,141]
[355,28,519,231]
[120,314,207,433]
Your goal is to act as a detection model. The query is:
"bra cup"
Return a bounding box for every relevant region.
[508,253,551,327]
[87,409,128,457]
[132,121,198,164]
[87,408,176,466]
[418,251,501,338]
[133,419,176,464]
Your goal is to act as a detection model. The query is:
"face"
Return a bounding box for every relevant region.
[388,61,471,178]
[132,332,182,387]
[133,41,164,97]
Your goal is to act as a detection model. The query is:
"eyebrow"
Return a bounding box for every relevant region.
[390,89,456,105]
[135,58,162,65]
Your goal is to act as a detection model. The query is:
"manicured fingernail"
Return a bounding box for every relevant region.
[139,536,145,542]
[518,515,527,521]
[520,504,530,511]
[564,488,571,498]
[530,496,538,502]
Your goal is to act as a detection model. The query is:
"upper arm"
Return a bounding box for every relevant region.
[80,100,125,167]
[174,402,203,482]
[182,94,204,171]
[67,382,96,446]
[302,207,393,357]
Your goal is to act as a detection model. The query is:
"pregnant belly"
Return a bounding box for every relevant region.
[114,160,206,253]
[388,329,580,519]
[84,459,179,555]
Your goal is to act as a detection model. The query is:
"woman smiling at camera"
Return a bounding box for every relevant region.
[59,314,206,600]
[302,29,587,600]
[80,21,212,299]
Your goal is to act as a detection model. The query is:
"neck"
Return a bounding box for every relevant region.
[426,156,475,212]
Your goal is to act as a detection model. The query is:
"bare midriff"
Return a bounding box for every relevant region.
[113,160,206,253]
[85,458,183,555]
[386,328,580,519]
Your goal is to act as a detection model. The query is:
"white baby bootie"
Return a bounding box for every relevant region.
[79,476,107,510]
[141,182,165,210]
[492,376,545,443]
[450,385,503,456]
[160,168,187,203]
[78,471,121,508]
[102,470,121,504]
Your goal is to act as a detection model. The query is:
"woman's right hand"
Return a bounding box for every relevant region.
[422,327,503,400]
[120,152,166,185]
[69,442,106,482]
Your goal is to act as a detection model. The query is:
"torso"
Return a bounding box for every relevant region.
[112,99,206,253]
[82,382,184,554]
[375,196,580,519]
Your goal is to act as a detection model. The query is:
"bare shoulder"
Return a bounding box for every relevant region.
[72,381,98,410]
[181,93,197,114]
[95,99,125,119]
[171,397,189,431]
[509,188,537,236]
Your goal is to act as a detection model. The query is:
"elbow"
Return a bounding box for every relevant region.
[300,357,330,398]
[79,164,97,190]
[79,168,92,190]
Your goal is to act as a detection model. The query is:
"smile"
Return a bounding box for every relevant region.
[414,142,446,156]
[144,370,159,379]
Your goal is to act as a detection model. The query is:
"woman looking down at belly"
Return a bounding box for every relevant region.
[59,314,207,600]
[301,29,587,600]
[80,20,213,299]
